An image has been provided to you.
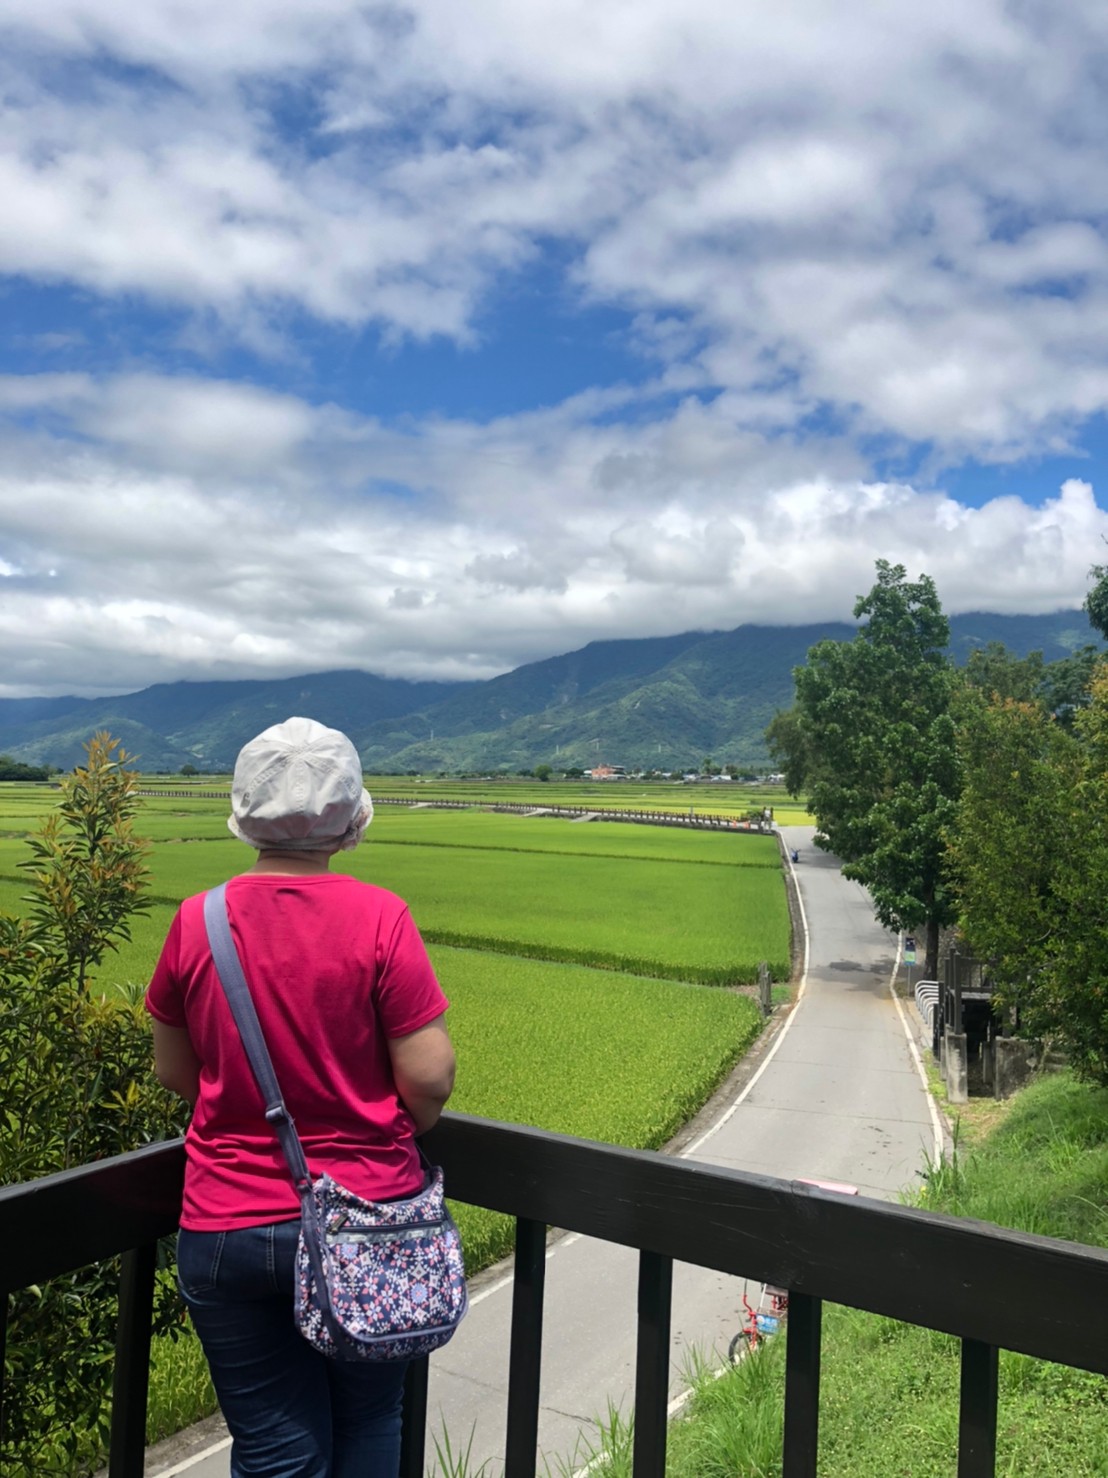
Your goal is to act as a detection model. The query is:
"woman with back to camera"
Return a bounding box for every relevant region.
[146,716,456,1478]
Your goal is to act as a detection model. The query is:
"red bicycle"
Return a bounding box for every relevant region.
[728,1284,789,1361]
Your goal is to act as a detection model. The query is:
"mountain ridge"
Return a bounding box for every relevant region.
[0,612,1096,772]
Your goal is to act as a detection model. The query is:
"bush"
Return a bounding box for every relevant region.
[0,735,188,1474]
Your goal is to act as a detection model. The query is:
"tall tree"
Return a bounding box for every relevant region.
[949,635,1108,1082]
[1028,662,1108,1083]
[949,693,1081,1009]
[1040,644,1101,729]
[768,560,958,977]
[961,641,1046,704]
[1084,563,1108,642]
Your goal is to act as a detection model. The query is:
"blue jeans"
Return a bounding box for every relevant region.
[178,1221,409,1478]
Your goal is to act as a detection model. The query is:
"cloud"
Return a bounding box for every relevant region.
[0,371,1103,697]
[0,2,1105,455]
[465,551,569,594]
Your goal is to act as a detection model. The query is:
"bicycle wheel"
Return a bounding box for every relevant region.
[728,1330,754,1364]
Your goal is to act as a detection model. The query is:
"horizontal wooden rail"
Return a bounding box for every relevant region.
[0,1140,185,1292]
[4,1114,1108,1477]
[421,1114,1108,1378]
[5,1119,1108,1376]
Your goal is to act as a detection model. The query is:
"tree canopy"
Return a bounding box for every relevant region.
[0,753,51,781]
[768,560,959,976]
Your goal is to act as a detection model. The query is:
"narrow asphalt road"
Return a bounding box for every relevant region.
[141,825,943,1478]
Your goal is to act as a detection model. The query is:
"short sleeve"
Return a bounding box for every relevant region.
[146,909,188,1027]
[375,906,449,1038]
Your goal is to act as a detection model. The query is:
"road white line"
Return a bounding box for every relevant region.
[149,1435,232,1477]
[681,843,810,1160]
[886,938,946,1166]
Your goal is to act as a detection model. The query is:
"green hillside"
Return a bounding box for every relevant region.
[0,611,1097,773]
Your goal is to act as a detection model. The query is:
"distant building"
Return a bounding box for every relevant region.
[587,764,627,780]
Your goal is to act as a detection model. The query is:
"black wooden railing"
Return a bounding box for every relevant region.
[3,1114,1108,1477]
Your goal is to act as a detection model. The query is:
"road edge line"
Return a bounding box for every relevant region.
[887,939,946,1167]
[681,842,810,1160]
[148,1435,232,1477]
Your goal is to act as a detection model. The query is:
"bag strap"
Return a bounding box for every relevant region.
[202,882,313,1194]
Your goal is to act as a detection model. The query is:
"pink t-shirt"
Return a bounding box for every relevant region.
[146,872,449,1231]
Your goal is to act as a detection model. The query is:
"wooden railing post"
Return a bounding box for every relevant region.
[957,1338,998,1477]
[109,1241,158,1478]
[782,1292,822,1477]
[0,1289,7,1458]
[504,1217,548,1478]
[632,1250,672,1478]
[399,1358,429,1478]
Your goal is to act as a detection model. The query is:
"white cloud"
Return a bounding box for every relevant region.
[0,372,1102,697]
[0,0,1104,456]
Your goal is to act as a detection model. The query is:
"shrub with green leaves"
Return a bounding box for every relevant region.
[0,737,189,1475]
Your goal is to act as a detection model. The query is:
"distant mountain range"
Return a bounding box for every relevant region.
[0,611,1097,773]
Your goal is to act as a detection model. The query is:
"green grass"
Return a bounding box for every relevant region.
[351,845,789,985]
[146,1304,216,1448]
[366,807,783,865]
[574,1072,1108,1478]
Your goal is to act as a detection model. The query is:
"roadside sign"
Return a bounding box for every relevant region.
[904,935,917,966]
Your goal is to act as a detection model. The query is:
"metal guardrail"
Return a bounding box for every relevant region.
[4,1115,1107,1477]
[915,978,940,1031]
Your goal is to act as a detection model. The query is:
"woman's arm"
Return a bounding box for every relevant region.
[388,1015,456,1134]
[151,1019,202,1106]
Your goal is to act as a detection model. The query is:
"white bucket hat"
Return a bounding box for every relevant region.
[228,716,373,852]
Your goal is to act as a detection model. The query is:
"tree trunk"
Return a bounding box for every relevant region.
[925,916,940,981]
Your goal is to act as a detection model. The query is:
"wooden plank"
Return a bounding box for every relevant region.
[3,1112,1108,1391]
[504,1217,548,1478]
[782,1292,821,1477]
[0,1141,185,1291]
[632,1250,672,1478]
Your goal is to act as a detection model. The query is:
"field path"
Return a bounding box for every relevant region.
[143,825,943,1478]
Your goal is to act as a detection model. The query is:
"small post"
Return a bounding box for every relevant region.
[758,961,773,1017]
[945,1033,969,1104]
[399,1360,429,1478]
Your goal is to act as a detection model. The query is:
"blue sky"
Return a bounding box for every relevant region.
[1,0,1108,697]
